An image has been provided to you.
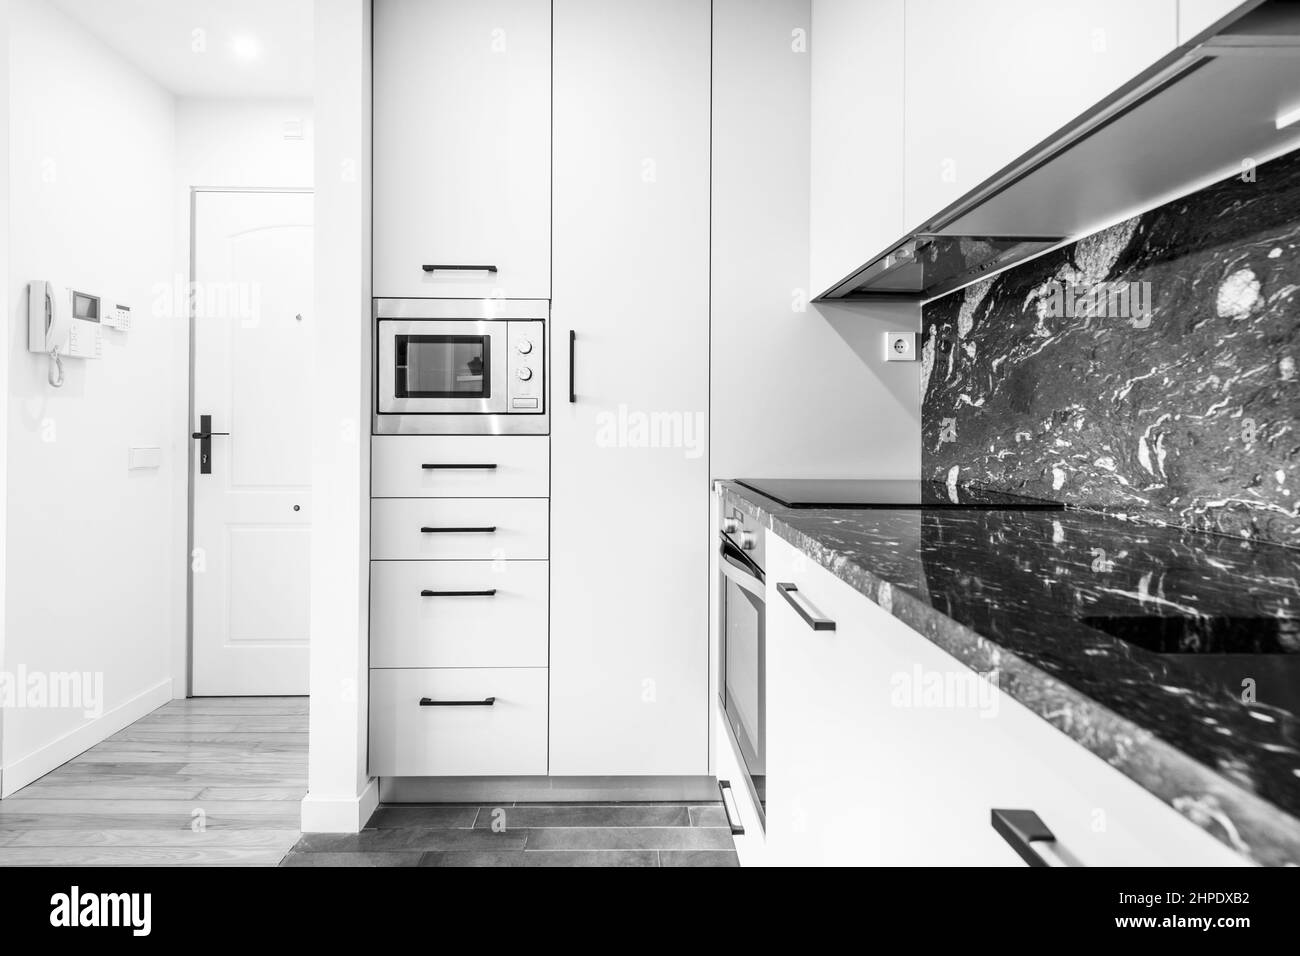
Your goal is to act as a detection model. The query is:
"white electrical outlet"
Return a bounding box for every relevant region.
[884,331,918,362]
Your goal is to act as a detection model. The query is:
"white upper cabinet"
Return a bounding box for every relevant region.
[1178,0,1250,42]
[373,0,551,299]
[809,0,906,297]
[903,0,1178,232]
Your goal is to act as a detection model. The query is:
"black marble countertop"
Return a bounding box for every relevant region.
[720,480,1300,866]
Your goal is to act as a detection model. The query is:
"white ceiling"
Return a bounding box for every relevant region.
[52,0,313,99]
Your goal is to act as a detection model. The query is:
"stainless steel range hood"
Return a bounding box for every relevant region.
[821,0,1300,301]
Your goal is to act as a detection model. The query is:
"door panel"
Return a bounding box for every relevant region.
[549,0,710,775]
[192,190,313,696]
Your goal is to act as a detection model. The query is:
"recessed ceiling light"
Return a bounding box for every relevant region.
[231,36,260,61]
[1277,102,1300,130]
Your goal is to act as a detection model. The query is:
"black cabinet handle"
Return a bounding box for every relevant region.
[419,526,497,534]
[422,264,498,273]
[776,583,836,631]
[421,463,498,470]
[991,809,1058,867]
[568,330,576,403]
[419,697,496,707]
[718,779,745,836]
[190,431,230,439]
[420,589,498,597]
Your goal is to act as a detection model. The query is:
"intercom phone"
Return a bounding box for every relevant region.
[28,280,103,386]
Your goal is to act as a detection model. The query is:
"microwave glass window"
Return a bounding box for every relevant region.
[396,335,490,399]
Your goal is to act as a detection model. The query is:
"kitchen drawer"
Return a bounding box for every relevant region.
[371,498,548,560]
[371,436,548,498]
[369,667,548,776]
[370,560,548,668]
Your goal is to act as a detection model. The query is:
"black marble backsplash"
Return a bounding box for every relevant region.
[922,147,1300,547]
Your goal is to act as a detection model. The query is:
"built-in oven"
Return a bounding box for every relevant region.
[718,504,765,826]
[373,298,548,435]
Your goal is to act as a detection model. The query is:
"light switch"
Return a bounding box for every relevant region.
[128,446,162,470]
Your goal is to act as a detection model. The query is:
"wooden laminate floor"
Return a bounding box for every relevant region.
[0,697,307,867]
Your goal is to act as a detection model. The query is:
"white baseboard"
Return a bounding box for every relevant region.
[0,677,173,797]
[300,777,379,833]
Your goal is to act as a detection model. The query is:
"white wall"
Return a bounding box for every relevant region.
[0,0,11,791]
[168,98,314,695]
[301,0,373,832]
[712,0,920,483]
[3,0,176,793]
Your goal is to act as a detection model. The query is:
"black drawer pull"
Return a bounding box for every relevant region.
[422,264,498,273]
[421,463,498,470]
[420,589,498,598]
[718,779,745,836]
[568,330,576,403]
[991,809,1058,867]
[776,583,836,631]
[419,526,497,534]
[419,697,496,707]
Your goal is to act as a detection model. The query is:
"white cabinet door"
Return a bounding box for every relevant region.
[809,0,905,297]
[903,1,1177,231]
[764,531,1248,867]
[549,0,710,775]
[373,0,550,299]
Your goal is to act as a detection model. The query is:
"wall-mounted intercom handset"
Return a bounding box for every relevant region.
[28,280,103,387]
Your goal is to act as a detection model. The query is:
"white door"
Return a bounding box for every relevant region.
[191,190,313,696]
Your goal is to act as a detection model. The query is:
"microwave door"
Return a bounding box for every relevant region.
[378,320,508,414]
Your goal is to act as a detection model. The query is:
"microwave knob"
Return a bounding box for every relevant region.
[516,339,533,355]
[738,531,756,550]
[516,367,533,381]
[721,517,740,534]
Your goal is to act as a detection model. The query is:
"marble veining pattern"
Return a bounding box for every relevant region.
[721,481,1300,866]
[922,147,1300,547]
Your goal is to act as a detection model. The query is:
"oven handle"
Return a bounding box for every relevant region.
[719,536,765,599]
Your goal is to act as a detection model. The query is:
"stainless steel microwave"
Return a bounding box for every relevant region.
[373,298,548,435]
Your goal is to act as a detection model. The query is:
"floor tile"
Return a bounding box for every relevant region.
[523,850,659,867]
[659,850,740,867]
[280,851,423,867]
[367,806,480,829]
[472,805,690,829]
[688,806,728,827]
[521,826,735,851]
[295,827,527,853]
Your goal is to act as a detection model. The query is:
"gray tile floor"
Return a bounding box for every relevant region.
[281,802,739,867]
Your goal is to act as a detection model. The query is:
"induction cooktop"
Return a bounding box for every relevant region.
[733,478,1064,510]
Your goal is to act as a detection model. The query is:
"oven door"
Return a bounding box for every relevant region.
[719,534,765,823]
[378,320,508,415]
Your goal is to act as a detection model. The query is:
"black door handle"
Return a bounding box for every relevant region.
[568,330,576,403]
[991,809,1058,867]
[421,463,498,470]
[421,264,499,273]
[419,697,496,706]
[191,414,229,475]
[419,526,497,534]
[420,589,498,597]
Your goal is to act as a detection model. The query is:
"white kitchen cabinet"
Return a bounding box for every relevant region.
[372,0,550,299]
[764,531,1248,867]
[549,0,710,775]
[809,0,906,297]
[903,1,1178,232]
[371,497,548,561]
[371,436,549,498]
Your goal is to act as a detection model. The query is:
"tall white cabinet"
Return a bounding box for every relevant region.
[549,0,711,775]
[372,0,551,299]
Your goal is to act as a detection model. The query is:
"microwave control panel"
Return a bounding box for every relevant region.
[507,320,544,413]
